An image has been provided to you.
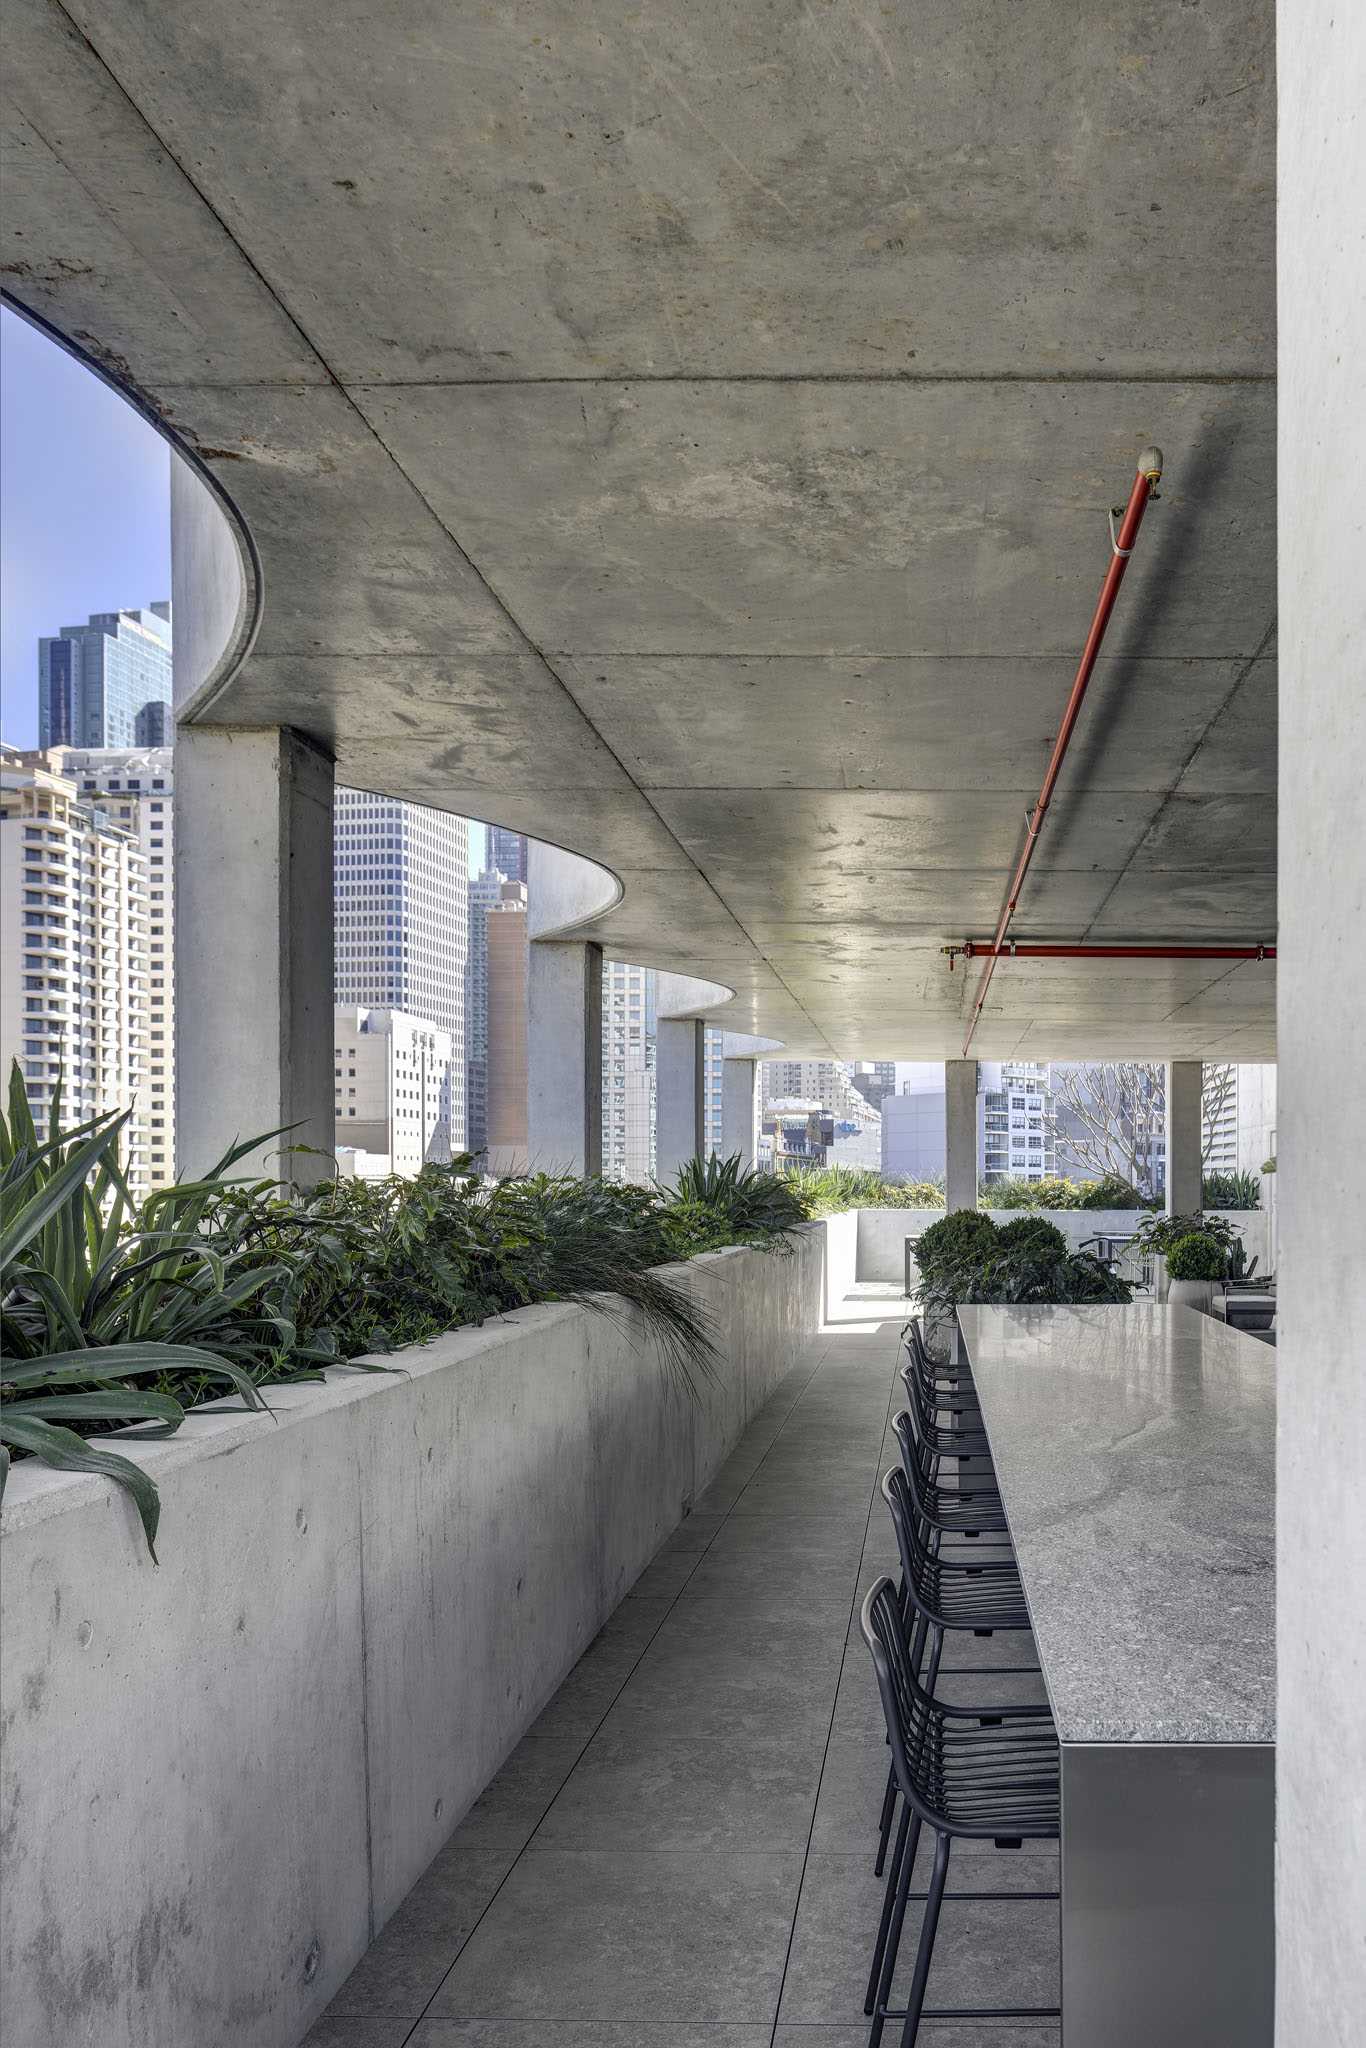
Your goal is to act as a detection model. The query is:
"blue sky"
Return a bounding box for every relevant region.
[0,303,487,865]
[1,306,171,747]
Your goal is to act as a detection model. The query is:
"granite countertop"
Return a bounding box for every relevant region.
[956,1303,1275,1746]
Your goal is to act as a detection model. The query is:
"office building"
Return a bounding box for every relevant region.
[703,1025,726,1158]
[39,604,172,751]
[1204,1063,1278,1178]
[333,1006,454,1176]
[465,867,511,1158]
[487,827,528,885]
[851,1060,897,1116]
[485,881,528,1169]
[0,746,152,1194]
[881,1080,948,1183]
[58,747,175,1188]
[334,789,469,1147]
[760,1058,879,1127]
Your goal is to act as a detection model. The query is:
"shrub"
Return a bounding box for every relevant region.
[995,1216,1069,1259]
[1076,1175,1149,1210]
[921,1244,1132,1320]
[1201,1171,1261,1211]
[669,1154,812,1242]
[914,1209,1000,1283]
[783,1166,944,1214]
[980,1174,1085,1211]
[1166,1232,1228,1283]
[1132,1210,1239,1261]
[1,1067,812,1557]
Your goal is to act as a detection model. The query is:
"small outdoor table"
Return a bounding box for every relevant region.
[956,1303,1275,2048]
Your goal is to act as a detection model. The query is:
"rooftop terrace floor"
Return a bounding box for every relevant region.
[305,1291,1056,2047]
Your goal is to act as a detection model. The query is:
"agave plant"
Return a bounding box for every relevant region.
[0,1068,273,1557]
[668,1154,811,1242]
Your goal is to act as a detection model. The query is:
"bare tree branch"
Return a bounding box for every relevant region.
[1046,1063,1168,1198]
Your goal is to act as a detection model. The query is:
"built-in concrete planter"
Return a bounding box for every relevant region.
[0,1225,826,2048]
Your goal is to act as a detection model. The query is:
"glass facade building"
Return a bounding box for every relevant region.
[38,605,172,751]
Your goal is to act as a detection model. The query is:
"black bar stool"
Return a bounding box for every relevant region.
[861,1576,1061,2048]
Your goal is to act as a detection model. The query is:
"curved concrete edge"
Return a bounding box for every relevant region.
[1,292,262,720]
[0,1227,827,2048]
[655,968,737,1021]
[526,835,624,938]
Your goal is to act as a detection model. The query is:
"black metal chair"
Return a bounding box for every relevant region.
[891,1412,1009,1542]
[874,1462,1041,1873]
[861,1575,1061,2047]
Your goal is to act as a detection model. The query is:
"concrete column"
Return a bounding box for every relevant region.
[175,726,334,1185]
[1277,6,1366,2035]
[720,1057,758,1170]
[1165,1061,1203,1214]
[945,1060,978,1211]
[655,1017,705,1184]
[527,939,602,1175]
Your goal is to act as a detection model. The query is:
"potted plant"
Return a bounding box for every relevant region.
[1164,1231,1228,1315]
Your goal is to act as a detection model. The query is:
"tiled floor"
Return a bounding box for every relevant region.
[304,1295,1059,2048]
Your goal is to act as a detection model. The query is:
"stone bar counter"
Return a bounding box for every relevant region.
[956,1304,1275,2048]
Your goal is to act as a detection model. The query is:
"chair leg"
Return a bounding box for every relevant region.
[899,1830,952,2048]
[866,1799,910,2013]
[868,1806,921,2045]
[874,1759,898,1876]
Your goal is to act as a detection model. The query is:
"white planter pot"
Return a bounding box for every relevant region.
[1168,1277,1215,1315]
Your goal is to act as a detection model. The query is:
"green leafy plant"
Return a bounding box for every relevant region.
[920,1245,1132,1323]
[1075,1174,1149,1210]
[995,1216,1069,1259]
[980,1174,1084,1211]
[782,1165,944,1214]
[1201,1171,1262,1211]
[1131,1209,1239,1261]
[669,1154,812,1244]
[914,1209,1000,1283]
[0,1072,272,1556]
[1166,1232,1228,1283]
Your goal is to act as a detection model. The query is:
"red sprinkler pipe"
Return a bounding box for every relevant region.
[961,447,1165,1056]
[951,941,1276,962]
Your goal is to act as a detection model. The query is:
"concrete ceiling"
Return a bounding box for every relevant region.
[2,0,1277,1058]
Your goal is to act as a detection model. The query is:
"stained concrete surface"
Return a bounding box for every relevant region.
[2,0,1278,1059]
[304,1299,1056,2047]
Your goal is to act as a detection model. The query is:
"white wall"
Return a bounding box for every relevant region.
[0,1229,825,2048]
[1276,3,1366,2037]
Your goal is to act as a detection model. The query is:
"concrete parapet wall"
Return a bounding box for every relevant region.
[0,1226,826,2048]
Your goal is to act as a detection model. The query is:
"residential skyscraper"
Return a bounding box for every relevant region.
[333,1006,454,1175]
[59,748,175,1188]
[602,962,656,1182]
[334,789,469,1146]
[0,747,153,1194]
[487,827,528,885]
[980,1061,1055,1185]
[38,604,172,750]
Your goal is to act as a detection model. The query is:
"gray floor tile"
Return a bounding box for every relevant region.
[324,1850,515,2016]
[532,1712,827,1850]
[415,2026,774,2046]
[430,1849,803,2021]
[300,2019,413,2048]
[772,2028,1059,2046]
[777,1850,1060,2022]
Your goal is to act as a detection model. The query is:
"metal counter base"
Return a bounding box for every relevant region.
[1062,1742,1275,2046]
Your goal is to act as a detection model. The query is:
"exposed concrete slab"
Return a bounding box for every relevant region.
[2,0,1278,1058]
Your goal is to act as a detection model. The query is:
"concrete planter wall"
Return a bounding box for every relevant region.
[855,1206,1270,1288]
[0,1225,826,2048]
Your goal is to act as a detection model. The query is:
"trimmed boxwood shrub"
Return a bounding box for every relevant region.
[995,1216,1069,1259]
[1166,1232,1228,1283]
[914,1209,1000,1282]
